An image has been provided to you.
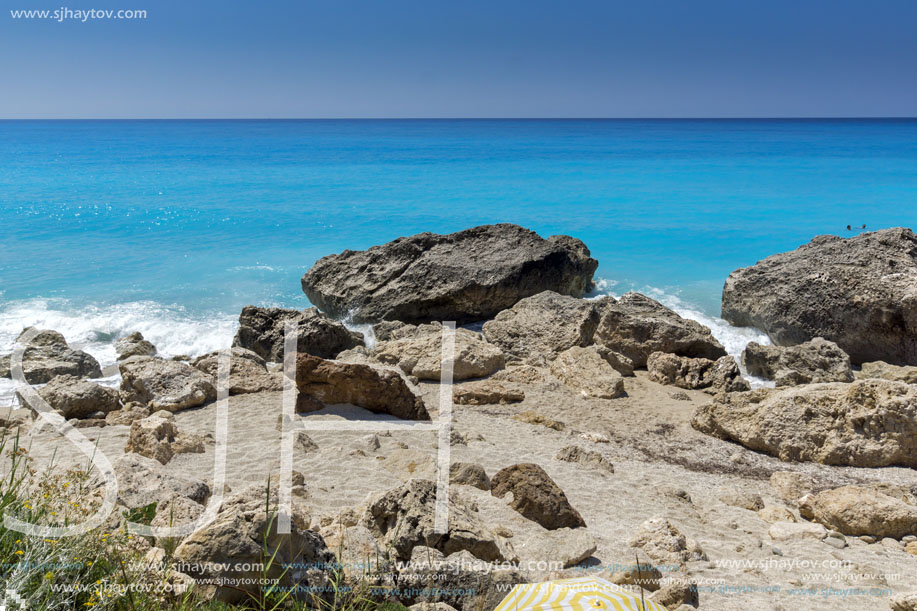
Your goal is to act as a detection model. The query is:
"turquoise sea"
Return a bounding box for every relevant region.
[2,119,916,401]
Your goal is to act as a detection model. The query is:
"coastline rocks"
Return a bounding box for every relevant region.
[721,228,917,365]
[232,305,363,361]
[550,346,625,399]
[115,332,157,360]
[192,347,282,394]
[124,411,206,465]
[692,379,917,468]
[628,518,707,567]
[481,291,601,363]
[490,463,586,530]
[112,453,210,509]
[360,479,507,561]
[119,356,217,412]
[16,374,120,419]
[173,482,335,603]
[301,224,598,324]
[295,354,429,420]
[0,328,101,384]
[372,323,504,381]
[798,485,917,538]
[767,521,827,542]
[857,360,917,384]
[647,352,749,393]
[742,338,853,386]
[453,381,524,405]
[594,293,727,368]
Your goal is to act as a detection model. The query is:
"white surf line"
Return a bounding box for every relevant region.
[129,348,229,538]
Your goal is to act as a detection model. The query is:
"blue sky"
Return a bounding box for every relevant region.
[2,0,916,118]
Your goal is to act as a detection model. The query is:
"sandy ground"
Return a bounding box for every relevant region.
[16,369,917,611]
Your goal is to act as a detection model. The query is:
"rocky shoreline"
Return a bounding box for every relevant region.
[3,224,917,611]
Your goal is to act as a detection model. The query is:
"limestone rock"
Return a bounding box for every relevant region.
[192,347,282,394]
[115,332,157,360]
[16,374,119,419]
[767,521,827,541]
[758,506,796,524]
[360,479,507,561]
[742,337,854,386]
[372,323,504,381]
[105,403,152,426]
[890,592,917,611]
[722,228,917,365]
[628,518,707,566]
[647,352,749,392]
[550,346,625,399]
[0,328,101,384]
[449,462,490,490]
[454,381,524,405]
[554,445,614,473]
[718,489,764,511]
[111,453,210,510]
[490,463,586,530]
[692,379,917,468]
[302,224,597,324]
[513,410,565,431]
[798,485,917,538]
[295,354,429,420]
[593,293,726,368]
[124,411,206,465]
[857,360,917,384]
[119,356,216,412]
[232,305,363,361]
[650,579,700,609]
[769,471,817,503]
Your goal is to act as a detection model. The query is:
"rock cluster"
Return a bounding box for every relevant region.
[124,411,206,465]
[0,328,101,384]
[742,337,853,386]
[647,351,749,392]
[302,224,598,324]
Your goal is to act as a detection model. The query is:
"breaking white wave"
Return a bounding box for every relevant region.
[0,298,238,407]
[590,278,775,388]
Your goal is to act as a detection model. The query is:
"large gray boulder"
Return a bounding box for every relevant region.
[742,337,853,386]
[16,374,120,419]
[0,328,101,384]
[692,379,917,468]
[594,293,727,367]
[798,484,917,539]
[119,356,216,412]
[232,305,363,361]
[301,224,598,324]
[647,352,749,393]
[722,228,917,365]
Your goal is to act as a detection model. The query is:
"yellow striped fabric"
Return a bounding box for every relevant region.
[494,577,668,611]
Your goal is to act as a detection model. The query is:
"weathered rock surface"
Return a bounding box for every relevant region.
[554,445,615,473]
[594,293,726,367]
[192,347,282,394]
[857,360,917,384]
[16,374,119,419]
[360,479,507,561]
[550,346,625,399]
[692,379,917,467]
[295,354,429,420]
[115,332,157,360]
[742,337,853,386]
[453,381,524,405]
[798,485,917,538]
[490,463,586,530]
[302,224,598,324]
[628,517,707,566]
[0,328,101,384]
[449,462,491,490]
[124,411,206,465]
[111,453,210,509]
[891,592,917,611]
[767,521,827,541]
[769,471,818,504]
[722,228,917,365]
[105,403,152,426]
[372,323,504,381]
[232,305,363,361]
[647,352,749,392]
[120,356,217,412]
[481,291,602,362]
[173,481,334,603]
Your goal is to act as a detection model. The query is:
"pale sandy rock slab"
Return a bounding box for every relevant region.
[555,445,614,473]
[767,520,827,541]
[722,228,917,365]
[302,224,598,324]
[743,337,853,386]
[111,453,210,509]
[594,292,726,367]
[192,347,282,394]
[491,463,586,530]
[769,471,817,503]
[0,328,102,384]
[717,488,764,511]
[692,379,917,467]
[120,356,216,412]
[453,380,524,405]
[628,518,707,566]
[798,484,917,538]
[105,403,152,426]
[373,323,504,381]
[857,360,917,384]
[16,374,119,419]
[550,345,625,399]
[758,506,796,524]
[233,305,362,361]
[522,527,597,568]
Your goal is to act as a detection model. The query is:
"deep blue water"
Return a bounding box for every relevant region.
[1,119,916,368]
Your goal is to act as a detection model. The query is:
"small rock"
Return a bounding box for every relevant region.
[453,381,524,405]
[513,410,565,431]
[767,521,827,541]
[758,506,796,524]
[628,518,707,566]
[115,332,157,360]
[718,488,764,511]
[580,432,610,444]
[450,462,490,490]
[550,346,625,399]
[555,445,614,473]
[490,463,586,530]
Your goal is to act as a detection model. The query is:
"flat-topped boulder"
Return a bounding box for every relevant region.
[722,228,917,365]
[302,224,598,324]
[1,328,101,384]
[192,347,282,394]
[119,356,217,412]
[594,293,727,367]
[232,305,363,361]
[16,374,120,419]
[692,379,917,468]
[798,484,917,539]
[743,337,853,386]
